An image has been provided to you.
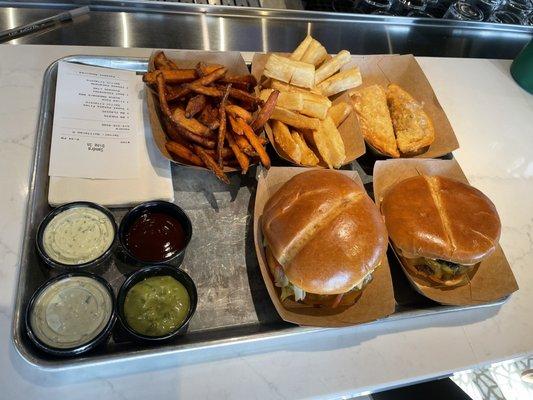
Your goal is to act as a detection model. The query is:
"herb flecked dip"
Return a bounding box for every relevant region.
[43,206,114,265]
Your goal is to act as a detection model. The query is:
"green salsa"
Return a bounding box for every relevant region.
[124,275,190,337]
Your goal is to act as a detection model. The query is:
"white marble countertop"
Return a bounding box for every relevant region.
[1,44,532,400]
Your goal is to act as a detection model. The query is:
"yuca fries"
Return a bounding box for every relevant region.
[257,36,362,169]
[327,101,352,127]
[145,51,276,183]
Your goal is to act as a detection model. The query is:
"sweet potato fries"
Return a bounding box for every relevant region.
[144,51,278,183]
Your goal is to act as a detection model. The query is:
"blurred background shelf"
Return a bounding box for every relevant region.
[0,1,531,59]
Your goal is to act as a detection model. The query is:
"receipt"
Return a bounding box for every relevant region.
[48,61,140,179]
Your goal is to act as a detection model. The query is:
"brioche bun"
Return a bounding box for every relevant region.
[381,175,500,265]
[262,170,387,296]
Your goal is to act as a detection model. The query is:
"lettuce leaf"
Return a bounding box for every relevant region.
[275,267,306,301]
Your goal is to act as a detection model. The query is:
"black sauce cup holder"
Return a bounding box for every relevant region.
[25,272,116,357]
[118,201,192,268]
[36,201,117,271]
[117,265,198,343]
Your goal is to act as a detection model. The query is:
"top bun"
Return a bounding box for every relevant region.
[262,170,387,295]
[381,175,501,265]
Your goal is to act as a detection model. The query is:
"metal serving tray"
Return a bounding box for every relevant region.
[12,55,507,370]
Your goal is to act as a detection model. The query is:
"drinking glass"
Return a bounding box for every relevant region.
[487,9,523,22]
[426,0,453,17]
[444,1,485,20]
[407,9,437,15]
[470,0,503,18]
[357,0,395,13]
[495,0,533,17]
[395,0,428,15]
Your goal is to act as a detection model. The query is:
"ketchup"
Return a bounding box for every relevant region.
[124,212,186,262]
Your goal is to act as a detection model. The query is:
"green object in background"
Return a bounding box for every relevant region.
[511,38,533,94]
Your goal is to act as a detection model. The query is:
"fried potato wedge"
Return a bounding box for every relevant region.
[321,116,346,168]
[327,101,352,127]
[313,116,346,169]
[291,130,319,166]
[271,120,301,164]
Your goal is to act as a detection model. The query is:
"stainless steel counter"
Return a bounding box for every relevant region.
[0,2,532,58]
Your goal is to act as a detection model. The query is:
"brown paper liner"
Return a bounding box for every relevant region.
[348,54,460,159]
[146,49,251,172]
[251,53,366,168]
[373,158,518,306]
[253,167,395,327]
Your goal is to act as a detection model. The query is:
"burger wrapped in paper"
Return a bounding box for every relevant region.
[381,175,501,287]
[261,170,388,308]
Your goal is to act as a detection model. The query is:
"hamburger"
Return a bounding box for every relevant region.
[381,175,501,287]
[261,170,388,308]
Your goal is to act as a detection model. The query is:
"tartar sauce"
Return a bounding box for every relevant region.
[42,206,114,265]
[29,276,113,349]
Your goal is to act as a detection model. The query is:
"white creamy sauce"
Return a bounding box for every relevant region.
[30,276,113,349]
[43,206,114,265]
